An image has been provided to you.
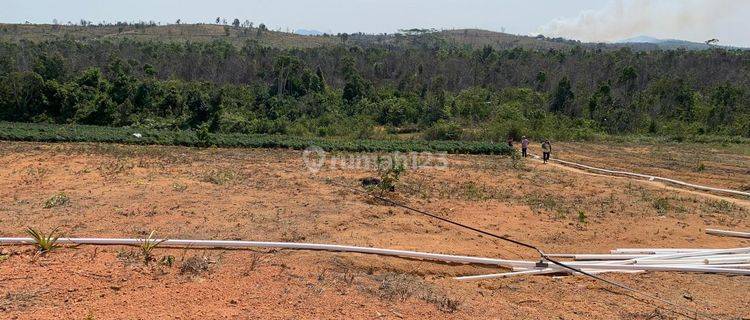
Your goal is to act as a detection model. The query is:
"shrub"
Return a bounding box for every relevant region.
[423,120,463,141]
[180,256,211,275]
[373,156,405,193]
[44,192,69,208]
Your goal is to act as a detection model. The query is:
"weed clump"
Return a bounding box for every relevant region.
[577,211,587,224]
[43,193,69,208]
[180,256,211,275]
[652,198,671,215]
[371,156,405,193]
[695,162,706,172]
[171,182,188,192]
[201,168,241,185]
[373,272,460,313]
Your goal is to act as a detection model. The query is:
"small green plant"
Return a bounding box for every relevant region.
[26,227,61,253]
[180,255,211,275]
[160,255,175,267]
[374,156,405,193]
[653,198,671,215]
[139,231,166,264]
[463,182,485,201]
[171,182,188,192]
[510,149,525,170]
[577,211,587,224]
[43,192,69,208]
[196,123,213,147]
[695,162,706,172]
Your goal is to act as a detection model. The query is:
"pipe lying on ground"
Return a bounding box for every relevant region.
[551,157,750,197]
[6,237,749,279]
[0,237,531,268]
[545,254,650,260]
[531,154,750,198]
[611,248,728,254]
[706,229,750,239]
[626,247,750,264]
[458,264,750,280]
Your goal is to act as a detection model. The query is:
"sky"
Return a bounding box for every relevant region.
[2,0,748,47]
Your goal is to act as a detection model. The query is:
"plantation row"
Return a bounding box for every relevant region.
[0,122,514,155]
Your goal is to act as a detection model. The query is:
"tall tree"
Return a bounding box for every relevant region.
[550,77,575,114]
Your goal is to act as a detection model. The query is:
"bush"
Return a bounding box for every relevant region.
[423,120,463,141]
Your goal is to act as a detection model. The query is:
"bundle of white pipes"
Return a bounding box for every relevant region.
[456,228,750,280]
[2,229,747,281]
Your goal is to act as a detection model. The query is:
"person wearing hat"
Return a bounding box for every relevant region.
[521,136,530,158]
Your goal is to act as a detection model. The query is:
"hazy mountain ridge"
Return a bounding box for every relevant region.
[615,35,738,50]
[0,23,745,51]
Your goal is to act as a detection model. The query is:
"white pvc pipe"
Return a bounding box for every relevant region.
[627,247,750,264]
[455,269,550,281]
[706,229,750,239]
[550,158,750,197]
[531,153,750,197]
[616,258,750,266]
[546,254,649,260]
[525,263,750,275]
[0,237,532,268]
[611,248,727,254]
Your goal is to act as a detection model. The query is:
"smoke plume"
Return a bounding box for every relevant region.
[536,0,746,44]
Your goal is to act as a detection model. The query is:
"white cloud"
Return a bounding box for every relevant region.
[536,0,748,45]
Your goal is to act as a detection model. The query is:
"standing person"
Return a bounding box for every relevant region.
[507,136,514,148]
[541,139,552,164]
[521,136,529,158]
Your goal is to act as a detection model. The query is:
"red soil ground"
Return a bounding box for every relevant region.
[0,141,748,319]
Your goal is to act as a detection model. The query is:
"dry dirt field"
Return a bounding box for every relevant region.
[0,141,748,319]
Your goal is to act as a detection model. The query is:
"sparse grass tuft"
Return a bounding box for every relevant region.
[171,182,188,192]
[23,166,49,183]
[180,256,211,275]
[461,182,487,201]
[160,255,175,267]
[43,192,69,208]
[577,211,587,224]
[201,168,242,185]
[139,231,166,265]
[652,198,671,215]
[702,199,746,217]
[25,227,61,253]
[373,272,460,313]
[695,162,706,172]
[510,150,525,170]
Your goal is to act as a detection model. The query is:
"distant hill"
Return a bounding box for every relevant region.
[0,23,744,52]
[0,24,578,50]
[0,23,341,48]
[437,29,578,50]
[295,29,324,36]
[615,35,737,51]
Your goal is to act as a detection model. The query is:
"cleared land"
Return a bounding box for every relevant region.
[0,141,748,319]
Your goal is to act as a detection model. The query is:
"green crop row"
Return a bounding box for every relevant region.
[0,122,514,155]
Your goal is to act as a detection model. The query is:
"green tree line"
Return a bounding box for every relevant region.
[0,38,748,140]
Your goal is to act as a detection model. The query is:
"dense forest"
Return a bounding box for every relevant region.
[1,31,749,141]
